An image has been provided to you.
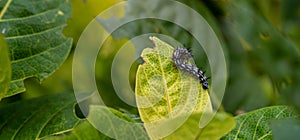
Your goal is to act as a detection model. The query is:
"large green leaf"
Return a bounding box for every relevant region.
[222,106,300,139]
[0,93,80,139]
[164,112,235,140]
[41,121,111,140]
[87,105,149,140]
[0,0,72,97]
[8,95,146,140]
[0,34,11,101]
[135,36,211,139]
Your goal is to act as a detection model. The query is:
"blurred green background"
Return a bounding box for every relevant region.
[2,0,300,117]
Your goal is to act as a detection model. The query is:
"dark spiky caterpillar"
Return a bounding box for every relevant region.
[172,47,209,90]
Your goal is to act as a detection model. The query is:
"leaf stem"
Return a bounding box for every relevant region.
[195,127,203,140]
[0,0,12,20]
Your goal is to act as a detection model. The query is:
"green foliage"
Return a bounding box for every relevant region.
[270,118,300,139]
[222,0,300,113]
[0,34,11,100]
[223,106,300,139]
[0,0,300,139]
[98,0,224,74]
[19,0,123,99]
[0,93,133,140]
[165,112,235,140]
[0,0,72,97]
[41,121,111,140]
[88,105,149,140]
[42,105,147,140]
[0,93,80,139]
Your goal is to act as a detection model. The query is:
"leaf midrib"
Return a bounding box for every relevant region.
[0,1,65,22]
[156,50,172,118]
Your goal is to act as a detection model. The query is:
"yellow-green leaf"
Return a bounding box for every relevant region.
[135,36,212,139]
[0,34,11,101]
[164,112,235,140]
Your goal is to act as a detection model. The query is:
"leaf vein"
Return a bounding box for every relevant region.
[11,105,47,139]
[0,2,65,22]
[0,0,12,19]
[252,115,264,140]
[35,101,74,139]
[6,25,65,40]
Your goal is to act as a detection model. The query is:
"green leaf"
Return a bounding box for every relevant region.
[14,96,146,140]
[135,36,211,139]
[270,118,300,140]
[0,93,80,139]
[164,112,235,140]
[0,0,73,97]
[88,105,149,140]
[222,106,300,139]
[41,121,112,140]
[0,34,11,101]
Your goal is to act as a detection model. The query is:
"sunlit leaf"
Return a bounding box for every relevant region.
[164,112,235,140]
[135,36,211,139]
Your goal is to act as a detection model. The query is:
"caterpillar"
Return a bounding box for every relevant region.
[172,47,209,90]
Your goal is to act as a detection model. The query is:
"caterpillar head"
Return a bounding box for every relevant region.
[202,81,209,90]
